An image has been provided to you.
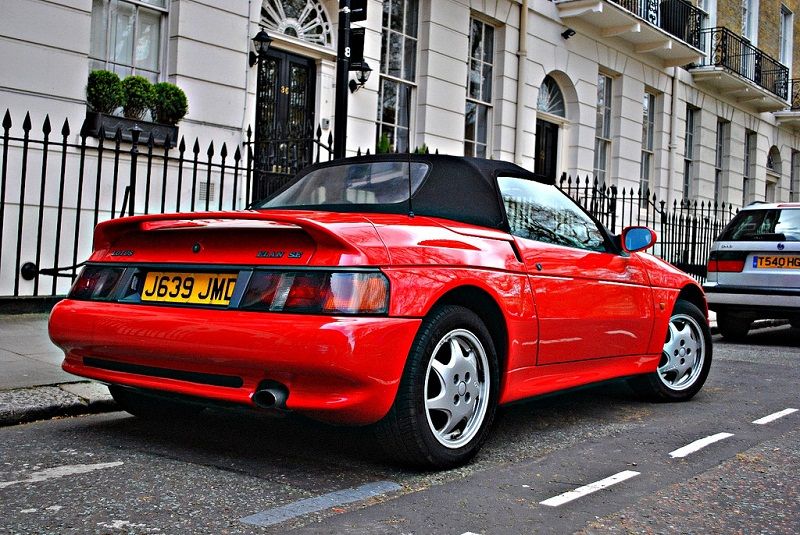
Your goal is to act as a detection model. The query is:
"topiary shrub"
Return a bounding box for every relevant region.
[376,132,392,154]
[86,70,123,114]
[151,82,188,125]
[121,76,155,120]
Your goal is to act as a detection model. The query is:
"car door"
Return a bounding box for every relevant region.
[498,176,654,365]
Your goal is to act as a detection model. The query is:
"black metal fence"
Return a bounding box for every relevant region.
[1,109,736,298]
[558,174,738,281]
[695,27,789,100]
[0,109,332,298]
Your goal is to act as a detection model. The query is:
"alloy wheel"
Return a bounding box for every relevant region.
[423,329,491,449]
[659,313,706,391]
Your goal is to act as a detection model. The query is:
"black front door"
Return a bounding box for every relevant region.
[534,119,559,183]
[254,49,316,201]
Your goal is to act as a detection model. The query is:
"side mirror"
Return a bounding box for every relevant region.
[621,226,657,253]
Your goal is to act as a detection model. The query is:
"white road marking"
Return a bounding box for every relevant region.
[752,408,798,425]
[0,461,123,489]
[669,433,734,458]
[539,470,640,507]
[240,480,401,527]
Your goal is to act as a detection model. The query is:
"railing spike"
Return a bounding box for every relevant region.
[42,115,52,135]
[60,118,70,136]
[179,136,186,152]
[207,141,214,157]
[2,109,11,129]
[22,112,32,131]
[234,146,242,160]
[146,132,155,147]
[193,138,200,154]
[220,143,228,158]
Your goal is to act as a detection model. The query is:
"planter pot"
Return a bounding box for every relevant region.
[84,111,179,147]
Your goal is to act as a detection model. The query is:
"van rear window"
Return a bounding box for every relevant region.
[719,209,800,241]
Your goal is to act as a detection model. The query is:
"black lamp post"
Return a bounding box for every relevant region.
[249,29,273,66]
[333,0,351,159]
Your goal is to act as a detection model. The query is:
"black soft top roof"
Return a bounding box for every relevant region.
[263,154,544,229]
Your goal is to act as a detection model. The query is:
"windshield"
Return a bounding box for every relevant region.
[719,208,800,241]
[259,161,430,209]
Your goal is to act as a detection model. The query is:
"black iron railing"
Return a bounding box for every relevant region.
[558,174,738,282]
[790,79,800,109]
[609,0,705,50]
[0,107,738,297]
[0,109,332,298]
[695,27,789,100]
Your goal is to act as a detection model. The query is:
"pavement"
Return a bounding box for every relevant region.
[0,314,116,427]
[0,309,775,429]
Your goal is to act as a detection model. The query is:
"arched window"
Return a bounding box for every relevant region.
[261,0,333,47]
[767,146,782,175]
[537,76,566,118]
[766,146,781,203]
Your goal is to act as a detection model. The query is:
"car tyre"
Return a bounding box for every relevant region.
[375,305,499,469]
[109,385,203,420]
[630,300,712,402]
[716,311,751,341]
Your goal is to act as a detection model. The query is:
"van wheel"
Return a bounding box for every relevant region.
[717,311,751,341]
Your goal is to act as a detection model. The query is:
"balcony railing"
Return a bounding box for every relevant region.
[609,0,705,49]
[695,27,789,100]
[790,79,800,109]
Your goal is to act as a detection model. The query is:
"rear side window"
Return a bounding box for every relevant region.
[720,209,800,241]
[498,176,607,252]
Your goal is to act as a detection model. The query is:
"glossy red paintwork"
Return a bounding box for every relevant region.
[49,209,707,425]
[50,300,419,424]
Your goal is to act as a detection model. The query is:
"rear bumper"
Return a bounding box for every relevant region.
[703,284,800,314]
[49,300,421,424]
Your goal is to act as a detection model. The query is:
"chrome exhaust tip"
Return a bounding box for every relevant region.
[252,383,288,409]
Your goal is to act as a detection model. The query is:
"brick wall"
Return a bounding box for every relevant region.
[717,0,741,33]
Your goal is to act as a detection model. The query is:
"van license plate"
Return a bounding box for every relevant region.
[753,256,800,269]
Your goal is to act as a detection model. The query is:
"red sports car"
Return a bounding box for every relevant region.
[49,155,712,469]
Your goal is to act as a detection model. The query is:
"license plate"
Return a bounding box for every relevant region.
[141,272,238,305]
[753,255,800,269]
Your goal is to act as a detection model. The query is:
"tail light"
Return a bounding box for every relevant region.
[241,271,389,315]
[707,251,746,273]
[69,265,125,300]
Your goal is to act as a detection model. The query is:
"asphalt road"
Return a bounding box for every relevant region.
[1,327,798,535]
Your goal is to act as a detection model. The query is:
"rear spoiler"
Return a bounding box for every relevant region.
[92,210,376,261]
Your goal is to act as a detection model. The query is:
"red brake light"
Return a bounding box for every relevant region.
[69,266,124,300]
[242,271,389,315]
[707,252,746,273]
